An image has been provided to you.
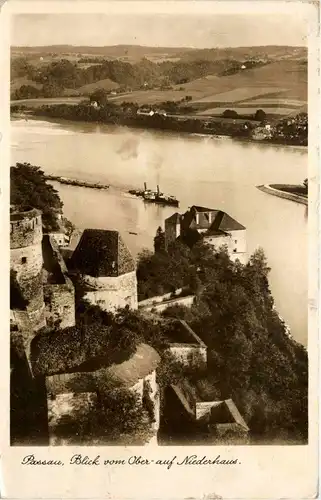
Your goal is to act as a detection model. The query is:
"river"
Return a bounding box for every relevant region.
[11,118,308,345]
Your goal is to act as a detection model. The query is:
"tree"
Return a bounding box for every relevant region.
[255,109,267,122]
[13,85,41,100]
[222,109,239,118]
[154,226,166,253]
[137,240,308,443]
[90,89,109,106]
[11,162,64,232]
[54,371,153,445]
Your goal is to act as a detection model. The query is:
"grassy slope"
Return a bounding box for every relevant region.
[77,79,120,93]
[106,59,307,108]
[10,77,42,91]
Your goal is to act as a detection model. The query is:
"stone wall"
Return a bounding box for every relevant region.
[138,288,183,308]
[47,392,97,446]
[49,232,69,247]
[84,270,138,312]
[11,245,44,300]
[139,294,195,313]
[46,370,159,446]
[10,209,42,249]
[44,278,75,329]
[169,345,207,366]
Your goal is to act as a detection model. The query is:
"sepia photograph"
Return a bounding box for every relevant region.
[8,3,311,453]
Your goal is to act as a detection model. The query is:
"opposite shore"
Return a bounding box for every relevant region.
[11,102,308,148]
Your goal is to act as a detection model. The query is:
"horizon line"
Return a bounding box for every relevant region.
[11,43,307,49]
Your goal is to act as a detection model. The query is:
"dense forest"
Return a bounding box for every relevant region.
[11,55,266,99]
[137,236,308,443]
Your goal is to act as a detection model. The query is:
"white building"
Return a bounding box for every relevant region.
[165,205,247,264]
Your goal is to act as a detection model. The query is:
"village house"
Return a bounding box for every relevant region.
[165,205,247,264]
[137,108,155,117]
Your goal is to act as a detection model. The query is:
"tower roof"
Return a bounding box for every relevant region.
[69,229,135,277]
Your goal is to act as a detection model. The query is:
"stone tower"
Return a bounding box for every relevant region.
[10,206,46,333]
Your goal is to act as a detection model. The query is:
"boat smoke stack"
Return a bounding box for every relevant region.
[144,182,147,191]
[157,184,160,195]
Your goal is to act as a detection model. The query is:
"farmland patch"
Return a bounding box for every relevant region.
[193,87,287,104]
[241,98,307,107]
[197,106,298,116]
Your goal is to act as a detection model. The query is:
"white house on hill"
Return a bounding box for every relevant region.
[165,205,247,264]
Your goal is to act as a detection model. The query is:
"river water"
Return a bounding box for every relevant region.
[11,118,308,345]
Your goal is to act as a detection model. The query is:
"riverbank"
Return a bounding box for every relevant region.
[44,174,110,190]
[11,104,308,148]
[257,184,308,205]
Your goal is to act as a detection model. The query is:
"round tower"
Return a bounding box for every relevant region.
[10,206,46,331]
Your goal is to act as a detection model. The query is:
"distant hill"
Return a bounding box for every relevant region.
[12,44,307,62]
[176,45,307,62]
[11,44,194,61]
[10,45,307,110]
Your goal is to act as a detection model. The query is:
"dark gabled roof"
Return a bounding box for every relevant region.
[224,399,249,431]
[191,205,216,213]
[69,229,135,278]
[182,206,245,233]
[214,212,245,232]
[165,212,181,224]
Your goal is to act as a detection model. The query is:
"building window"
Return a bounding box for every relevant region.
[233,249,237,253]
[21,257,27,264]
[235,240,237,243]
[97,299,106,306]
